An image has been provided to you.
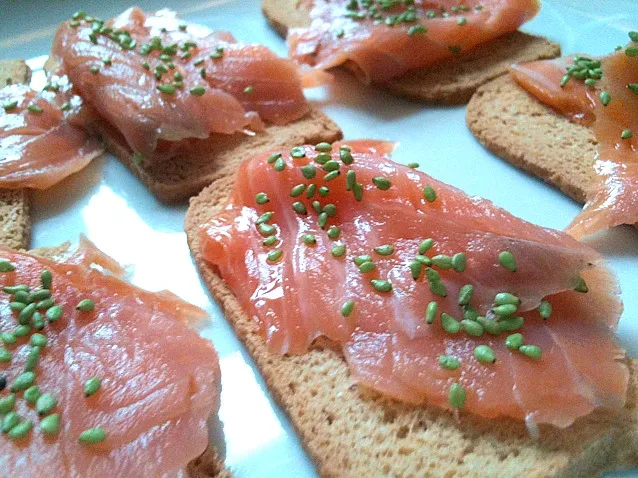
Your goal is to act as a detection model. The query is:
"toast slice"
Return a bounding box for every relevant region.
[0,60,31,250]
[30,242,231,477]
[262,0,561,104]
[466,74,596,203]
[185,169,638,477]
[96,108,342,203]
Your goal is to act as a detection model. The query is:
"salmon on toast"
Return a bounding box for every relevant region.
[195,139,627,432]
[509,35,638,239]
[0,238,220,477]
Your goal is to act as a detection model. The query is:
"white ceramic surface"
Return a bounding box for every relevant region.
[1,1,637,476]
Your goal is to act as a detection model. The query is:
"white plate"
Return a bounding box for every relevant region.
[1,1,637,476]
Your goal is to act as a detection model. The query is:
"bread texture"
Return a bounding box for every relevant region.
[262,0,561,104]
[0,59,32,250]
[466,74,596,203]
[96,108,342,203]
[185,168,638,477]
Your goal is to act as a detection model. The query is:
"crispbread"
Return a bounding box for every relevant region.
[466,74,596,203]
[185,170,638,477]
[0,59,31,250]
[262,0,561,104]
[96,108,342,203]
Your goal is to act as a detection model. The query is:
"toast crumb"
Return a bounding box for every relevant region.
[97,108,342,203]
[466,74,596,203]
[262,0,560,104]
[186,171,638,478]
[0,59,32,250]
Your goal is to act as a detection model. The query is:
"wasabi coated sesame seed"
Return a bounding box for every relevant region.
[10,371,35,392]
[36,298,55,310]
[327,226,340,240]
[315,152,331,164]
[290,184,306,197]
[415,255,432,266]
[331,244,346,258]
[346,170,356,191]
[36,393,57,415]
[451,253,466,272]
[18,303,36,324]
[0,394,16,414]
[341,300,355,317]
[258,223,276,237]
[441,313,460,334]
[505,333,524,350]
[40,414,60,435]
[340,148,354,165]
[519,345,541,359]
[494,292,520,306]
[267,153,281,164]
[457,284,473,306]
[372,177,391,190]
[359,261,376,273]
[425,301,438,324]
[84,377,102,397]
[410,260,422,280]
[292,202,307,215]
[449,383,466,409]
[2,412,20,433]
[13,325,29,337]
[628,84,638,95]
[290,146,306,158]
[463,305,478,322]
[79,427,106,444]
[354,255,372,266]
[14,290,31,303]
[4,284,29,294]
[41,269,52,289]
[438,355,461,370]
[537,300,552,319]
[418,239,434,254]
[301,234,316,245]
[30,333,47,348]
[407,25,427,36]
[374,245,394,256]
[255,192,269,205]
[429,280,447,298]
[311,200,320,213]
[322,160,340,172]
[423,186,436,202]
[243,86,255,94]
[315,142,332,152]
[76,299,95,312]
[323,204,337,217]
[24,346,40,372]
[1,332,16,345]
[32,312,45,331]
[324,170,340,182]
[256,212,274,225]
[189,86,205,96]
[27,104,44,113]
[474,345,496,363]
[24,385,41,404]
[8,420,33,440]
[306,184,317,199]
[318,212,329,229]
[263,236,277,247]
[498,251,517,272]
[370,279,392,293]
[274,156,286,172]
[353,183,363,201]
[267,250,283,262]
[431,254,452,269]
[498,316,524,332]
[0,348,11,362]
[492,303,517,317]
[301,165,316,179]
[461,319,483,337]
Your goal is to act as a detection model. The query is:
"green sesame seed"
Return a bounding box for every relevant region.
[628,84,638,95]
[274,156,286,172]
[425,301,438,324]
[24,385,41,404]
[1,332,16,345]
[263,236,277,247]
[371,279,392,293]
[574,276,588,293]
[292,202,307,215]
[449,383,466,409]
[407,162,419,169]
[322,204,336,217]
[301,165,316,179]
[621,129,633,140]
[2,412,20,433]
[0,348,12,362]
[267,153,281,164]
[629,31,638,42]
[8,420,33,440]
[76,299,94,312]
[267,249,283,262]
[36,298,55,310]
[331,244,346,257]
[423,186,436,202]
[157,84,175,94]
[0,394,16,413]
[340,148,354,165]
[353,183,364,201]
[625,47,638,57]
[30,289,50,302]
[600,91,611,106]
[4,284,29,294]
[346,170,356,191]
[410,260,422,280]
[372,177,391,190]
[441,313,460,334]
[10,371,35,392]
[79,427,106,444]
[457,284,473,306]
[84,377,102,396]
[492,303,517,317]
[438,355,461,370]
[318,212,329,229]
[255,192,269,205]
[315,142,332,152]
[494,293,520,306]
[498,251,517,272]
[498,316,524,332]
[374,245,394,256]
[415,255,432,266]
[40,414,60,435]
[290,146,306,158]
[315,152,331,164]
[3,101,18,112]
[256,212,274,225]
[327,226,341,239]
[301,234,316,245]
[0,260,15,272]
[290,184,306,197]
[463,305,478,321]
[258,223,276,237]
[407,24,427,36]
[429,280,447,298]
[354,255,372,266]
[341,300,355,317]
[322,160,340,172]
[451,253,466,272]
[36,393,57,415]
[32,312,45,331]
[18,303,37,324]
[14,290,31,303]
[584,78,597,88]
[324,170,340,182]
[359,261,376,273]
[318,186,330,197]
[45,305,63,323]
[505,333,524,350]
[457,17,467,25]
[461,319,483,337]
[30,333,47,348]
[474,345,496,363]
[41,270,52,289]
[431,254,452,269]
[418,239,434,254]
[519,344,541,359]
[13,325,29,338]
[243,86,255,94]
[24,346,40,372]
[306,184,317,199]
[189,86,205,96]
[537,300,552,319]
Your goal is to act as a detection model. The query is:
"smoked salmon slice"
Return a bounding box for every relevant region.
[288,0,540,84]
[199,139,627,429]
[0,238,220,477]
[51,7,310,159]
[510,37,638,239]
[0,79,103,190]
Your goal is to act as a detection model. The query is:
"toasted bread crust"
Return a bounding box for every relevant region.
[0,59,32,250]
[185,167,638,478]
[262,0,561,104]
[466,74,596,203]
[97,108,342,203]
